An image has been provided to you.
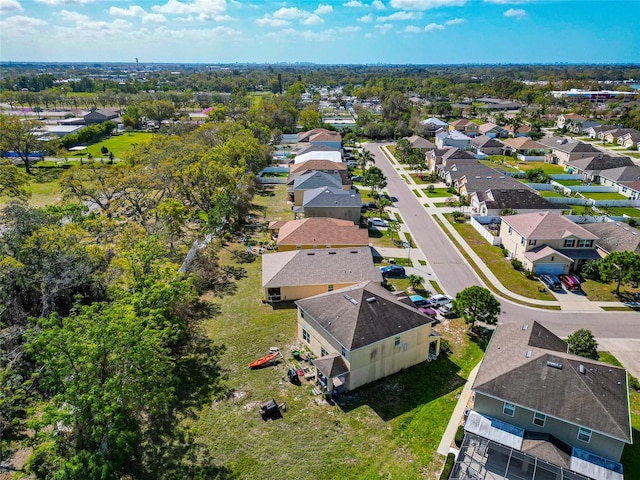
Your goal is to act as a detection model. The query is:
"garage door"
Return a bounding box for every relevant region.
[534,263,567,275]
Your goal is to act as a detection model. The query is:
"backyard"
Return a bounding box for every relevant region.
[64,131,154,159]
[181,184,486,479]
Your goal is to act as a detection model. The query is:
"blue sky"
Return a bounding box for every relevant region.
[0,0,638,64]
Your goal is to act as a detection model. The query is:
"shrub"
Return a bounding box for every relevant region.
[427,184,435,193]
[500,246,508,257]
[452,211,465,222]
[440,453,456,480]
[511,259,523,271]
[454,425,465,447]
[100,146,109,154]
[630,376,640,392]
[439,338,451,354]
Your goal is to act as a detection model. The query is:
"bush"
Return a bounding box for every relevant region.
[454,425,465,447]
[630,376,640,392]
[440,453,456,480]
[439,338,451,354]
[452,211,465,222]
[500,246,508,257]
[511,259,523,271]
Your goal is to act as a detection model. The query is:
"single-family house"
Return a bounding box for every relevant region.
[470,188,565,216]
[569,119,601,134]
[504,124,532,137]
[435,130,472,150]
[267,218,369,252]
[581,222,640,256]
[598,165,640,187]
[472,135,510,156]
[499,211,600,274]
[83,108,120,125]
[288,171,345,206]
[299,186,362,224]
[295,281,440,393]
[539,138,601,166]
[620,130,640,149]
[458,175,526,198]
[427,148,478,174]
[556,113,587,129]
[618,181,640,200]
[449,119,479,137]
[419,117,448,136]
[502,137,546,160]
[297,128,342,149]
[603,128,635,145]
[442,163,498,189]
[292,144,343,164]
[453,321,631,480]
[406,135,436,152]
[478,122,509,138]
[262,247,382,302]
[564,155,634,183]
[476,97,522,111]
[585,124,618,139]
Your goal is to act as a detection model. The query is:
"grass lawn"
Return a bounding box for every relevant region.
[26,178,63,206]
[554,180,585,186]
[368,227,398,248]
[509,161,566,175]
[409,173,436,184]
[539,190,567,198]
[413,189,422,198]
[182,185,486,480]
[65,132,154,159]
[579,278,638,302]
[626,152,640,159]
[422,188,453,198]
[597,352,640,476]
[603,206,640,217]
[443,214,552,301]
[480,158,519,173]
[581,192,628,200]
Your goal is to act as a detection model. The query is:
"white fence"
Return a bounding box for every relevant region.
[470,216,502,246]
[516,154,546,161]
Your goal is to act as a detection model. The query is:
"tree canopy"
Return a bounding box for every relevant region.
[452,286,501,329]
[566,329,599,360]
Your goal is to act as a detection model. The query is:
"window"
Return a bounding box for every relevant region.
[520,237,525,246]
[578,239,592,248]
[300,310,305,319]
[341,346,347,357]
[328,284,334,292]
[394,335,401,347]
[578,427,592,443]
[503,402,515,417]
[302,329,310,343]
[321,347,328,357]
[564,239,575,248]
[296,245,302,250]
[533,412,546,427]
[529,239,537,246]
[508,226,512,234]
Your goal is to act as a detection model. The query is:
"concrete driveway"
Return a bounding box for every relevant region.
[597,339,640,379]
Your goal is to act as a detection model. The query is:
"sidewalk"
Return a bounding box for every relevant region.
[436,362,480,456]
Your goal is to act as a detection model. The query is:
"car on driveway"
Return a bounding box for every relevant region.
[437,304,456,318]
[427,294,453,307]
[419,306,439,318]
[539,274,563,291]
[380,265,405,278]
[559,274,582,291]
[369,217,389,228]
[350,175,363,182]
[361,202,376,211]
[409,294,428,307]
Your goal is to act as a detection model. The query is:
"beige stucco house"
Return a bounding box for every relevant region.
[295,281,440,393]
[261,247,382,302]
[499,212,599,274]
[267,218,369,252]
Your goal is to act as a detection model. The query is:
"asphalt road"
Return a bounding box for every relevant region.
[366,142,640,341]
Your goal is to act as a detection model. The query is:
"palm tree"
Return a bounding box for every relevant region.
[357,149,375,172]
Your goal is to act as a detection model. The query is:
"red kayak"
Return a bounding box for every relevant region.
[249,352,279,369]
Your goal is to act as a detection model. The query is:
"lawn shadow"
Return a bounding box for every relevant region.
[255,185,276,197]
[621,427,640,475]
[336,353,466,421]
[268,301,297,310]
[468,327,494,352]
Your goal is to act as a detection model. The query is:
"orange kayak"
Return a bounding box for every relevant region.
[249,352,279,369]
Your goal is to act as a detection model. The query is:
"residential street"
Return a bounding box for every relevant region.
[365,142,640,348]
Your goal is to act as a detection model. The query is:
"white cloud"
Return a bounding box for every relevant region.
[358,13,373,22]
[302,13,323,25]
[0,15,46,34]
[256,16,289,27]
[143,13,167,23]
[424,22,445,31]
[59,9,88,22]
[0,0,23,12]
[378,11,420,21]
[403,25,421,33]
[338,25,361,33]
[445,17,465,25]
[390,0,465,10]
[109,5,145,17]
[372,0,385,9]
[375,23,392,32]
[35,0,94,4]
[315,4,332,14]
[504,8,526,17]
[54,13,133,39]
[344,0,363,7]
[152,0,227,20]
[273,6,308,19]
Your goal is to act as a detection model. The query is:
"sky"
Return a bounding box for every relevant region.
[0,0,638,65]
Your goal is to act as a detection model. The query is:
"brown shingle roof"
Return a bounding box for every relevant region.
[581,222,640,254]
[501,212,598,240]
[290,160,347,174]
[275,218,369,248]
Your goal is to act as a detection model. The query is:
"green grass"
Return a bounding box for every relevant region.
[182,186,486,480]
[554,180,585,186]
[66,132,154,159]
[418,259,427,266]
[581,192,628,200]
[413,189,422,198]
[539,190,566,198]
[602,206,640,217]
[422,188,452,198]
[480,158,519,173]
[442,214,554,301]
[579,278,639,302]
[409,174,436,184]
[368,227,397,248]
[429,280,443,294]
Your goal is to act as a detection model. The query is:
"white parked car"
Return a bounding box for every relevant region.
[427,294,453,307]
[369,217,389,228]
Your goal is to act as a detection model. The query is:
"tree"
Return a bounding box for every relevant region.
[452,286,501,329]
[357,149,375,172]
[407,150,425,176]
[0,114,44,174]
[375,195,391,217]
[408,274,423,291]
[387,220,400,243]
[566,329,599,360]
[0,161,31,199]
[363,166,387,196]
[394,138,412,164]
[525,167,550,184]
[140,100,176,127]
[598,251,640,295]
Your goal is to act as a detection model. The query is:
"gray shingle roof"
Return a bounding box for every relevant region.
[565,155,634,173]
[478,188,560,211]
[598,165,640,183]
[473,322,632,443]
[581,222,640,254]
[292,171,343,190]
[472,135,506,149]
[539,138,600,154]
[262,247,382,289]
[302,186,362,208]
[295,281,434,350]
[446,164,503,182]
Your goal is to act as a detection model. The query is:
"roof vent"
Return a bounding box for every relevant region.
[328,251,336,255]
[579,364,586,375]
[525,350,532,358]
[307,252,315,255]
[350,250,358,254]
[522,324,529,330]
[365,297,377,303]
[547,361,563,370]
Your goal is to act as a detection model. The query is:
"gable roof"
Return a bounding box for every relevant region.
[450,118,474,127]
[565,155,634,173]
[274,218,369,248]
[421,117,448,127]
[291,171,343,191]
[502,137,545,150]
[446,163,499,182]
[501,211,599,240]
[472,135,506,149]
[461,176,525,194]
[295,281,434,350]
[289,159,347,174]
[310,131,342,143]
[303,186,362,208]
[294,144,342,156]
[598,165,640,183]
[581,222,640,254]
[436,130,472,141]
[473,322,631,443]
[434,147,477,161]
[478,122,506,134]
[262,247,382,289]
[539,138,601,154]
[478,188,559,211]
[406,135,436,150]
[561,113,587,121]
[297,128,340,142]
[523,245,572,263]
